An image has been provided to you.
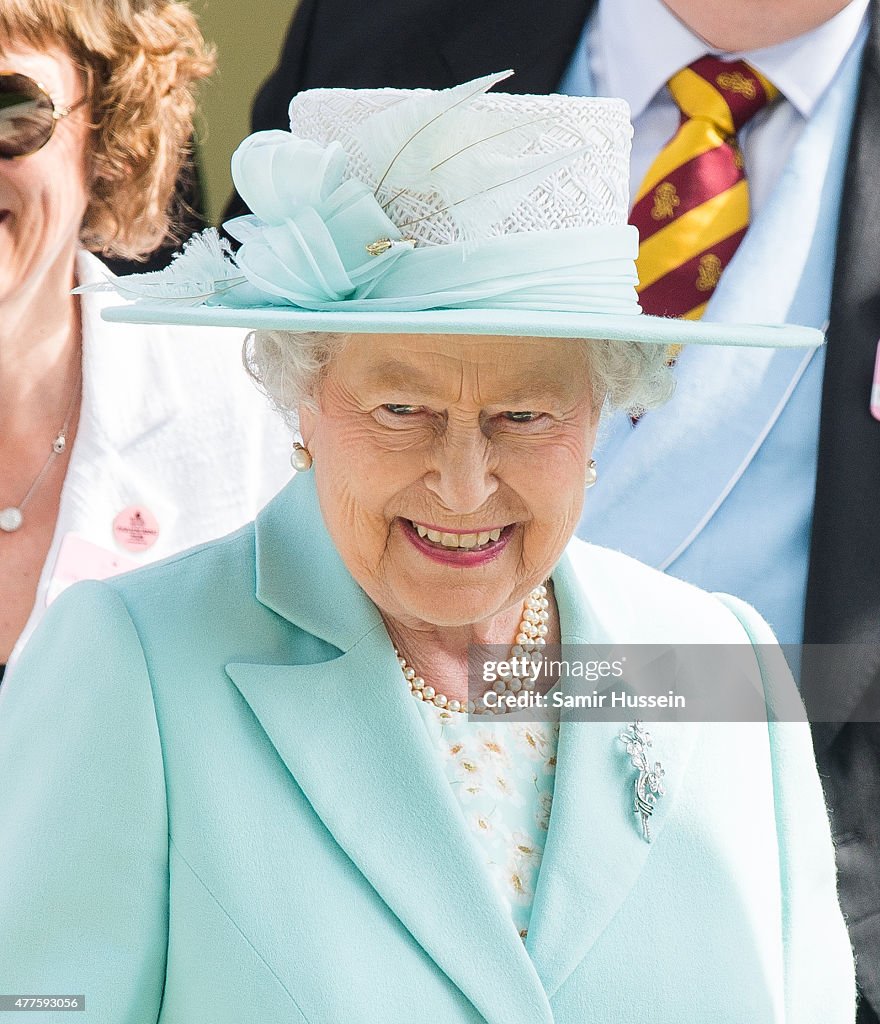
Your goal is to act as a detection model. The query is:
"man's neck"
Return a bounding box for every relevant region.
[661,0,859,52]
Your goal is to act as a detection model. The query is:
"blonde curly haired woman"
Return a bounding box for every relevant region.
[0,0,290,682]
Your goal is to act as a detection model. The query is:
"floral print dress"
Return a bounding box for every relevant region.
[414,702,560,939]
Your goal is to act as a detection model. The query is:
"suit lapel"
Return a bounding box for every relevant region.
[523,548,703,996]
[803,3,880,742]
[802,13,880,1007]
[578,36,864,569]
[227,475,553,1024]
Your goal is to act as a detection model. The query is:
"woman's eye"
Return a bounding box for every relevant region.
[383,404,421,415]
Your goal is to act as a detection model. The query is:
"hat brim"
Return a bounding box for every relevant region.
[101,303,823,349]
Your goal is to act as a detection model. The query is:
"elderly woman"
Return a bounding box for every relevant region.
[0,74,854,1022]
[0,0,289,682]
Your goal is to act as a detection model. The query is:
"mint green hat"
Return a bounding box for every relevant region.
[91,71,821,350]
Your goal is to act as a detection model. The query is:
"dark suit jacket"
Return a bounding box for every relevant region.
[225,1,880,1016]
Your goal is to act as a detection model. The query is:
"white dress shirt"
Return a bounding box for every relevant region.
[561,0,868,212]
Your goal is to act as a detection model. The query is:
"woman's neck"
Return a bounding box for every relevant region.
[382,588,560,704]
[0,247,82,440]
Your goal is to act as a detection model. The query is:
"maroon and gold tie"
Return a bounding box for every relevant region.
[631,56,779,328]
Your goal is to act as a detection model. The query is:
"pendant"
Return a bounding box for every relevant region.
[0,506,24,532]
[619,721,666,843]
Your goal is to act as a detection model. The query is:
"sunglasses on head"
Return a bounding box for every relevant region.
[0,71,88,159]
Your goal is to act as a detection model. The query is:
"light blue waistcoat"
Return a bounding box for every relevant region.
[564,27,866,645]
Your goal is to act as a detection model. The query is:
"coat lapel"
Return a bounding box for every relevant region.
[226,475,553,1024]
[578,36,864,569]
[802,13,880,1008]
[524,547,703,997]
[59,252,186,546]
[803,5,880,743]
[226,479,723,1010]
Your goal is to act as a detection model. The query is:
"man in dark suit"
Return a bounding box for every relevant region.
[225,2,880,1019]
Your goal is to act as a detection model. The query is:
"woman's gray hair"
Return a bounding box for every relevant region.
[244,330,675,431]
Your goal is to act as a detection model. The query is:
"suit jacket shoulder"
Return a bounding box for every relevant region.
[224,0,596,220]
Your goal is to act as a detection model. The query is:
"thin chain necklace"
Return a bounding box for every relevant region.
[395,584,550,715]
[0,369,81,534]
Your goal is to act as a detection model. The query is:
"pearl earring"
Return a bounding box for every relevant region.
[290,442,313,472]
[585,459,598,488]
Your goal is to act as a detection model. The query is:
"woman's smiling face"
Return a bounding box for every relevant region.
[299,333,600,630]
[0,42,90,306]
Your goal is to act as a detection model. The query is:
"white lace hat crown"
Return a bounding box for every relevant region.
[288,78,634,245]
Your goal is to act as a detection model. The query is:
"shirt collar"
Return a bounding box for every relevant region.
[592,0,869,120]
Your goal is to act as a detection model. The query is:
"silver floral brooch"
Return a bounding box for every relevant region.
[619,721,666,843]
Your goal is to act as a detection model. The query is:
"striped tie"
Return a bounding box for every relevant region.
[631,56,779,324]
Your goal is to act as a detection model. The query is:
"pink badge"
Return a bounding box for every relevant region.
[871,340,880,422]
[113,505,160,552]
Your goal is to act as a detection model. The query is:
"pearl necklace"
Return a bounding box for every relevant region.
[395,585,550,715]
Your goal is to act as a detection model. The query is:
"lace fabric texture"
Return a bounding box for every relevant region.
[415,700,560,938]
[290,89,633,246]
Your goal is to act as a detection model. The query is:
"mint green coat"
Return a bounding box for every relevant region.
[0,474,855,1023]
